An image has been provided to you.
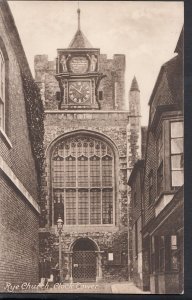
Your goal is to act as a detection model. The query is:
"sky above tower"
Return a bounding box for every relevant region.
[8,1,183,125]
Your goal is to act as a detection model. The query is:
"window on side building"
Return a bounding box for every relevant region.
[170,235,178,270]
[170,121,184,188]
[0,49,5,130]
[166,235,178,271]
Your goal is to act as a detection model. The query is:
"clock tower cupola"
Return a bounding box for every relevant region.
[55,8,105,109]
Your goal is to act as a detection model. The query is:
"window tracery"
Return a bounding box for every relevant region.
[51,135,114,225]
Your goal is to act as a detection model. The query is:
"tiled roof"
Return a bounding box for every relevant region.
[148,54,183,107]
[163,55,183,105]
[68,29,93,49]
[174,27,183,54]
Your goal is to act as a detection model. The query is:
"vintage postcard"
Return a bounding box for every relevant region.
[0,0,183,295]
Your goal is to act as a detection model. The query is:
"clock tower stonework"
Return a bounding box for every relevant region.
[35,9,141,283]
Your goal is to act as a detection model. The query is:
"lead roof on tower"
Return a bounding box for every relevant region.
[68,8,93,49]
[130,76,140,92]
[68,30,93,48]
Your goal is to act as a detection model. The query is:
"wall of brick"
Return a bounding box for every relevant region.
[0,2,40,291]
[0,174,39,291]
[0,7,38,202]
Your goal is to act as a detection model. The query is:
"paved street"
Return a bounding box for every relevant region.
[111,282,150,294]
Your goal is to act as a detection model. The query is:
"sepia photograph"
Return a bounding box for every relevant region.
[0,0,184,295]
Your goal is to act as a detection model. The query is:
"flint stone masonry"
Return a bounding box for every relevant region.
[0,174,39,290]
[44,111,129,156]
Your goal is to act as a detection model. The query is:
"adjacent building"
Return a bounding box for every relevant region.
[128,28,184,294]
[128,127,147,290]
[0,0,44,291]
[36,9,141,283]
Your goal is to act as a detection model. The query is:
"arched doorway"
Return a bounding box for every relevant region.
[72,238,97,282]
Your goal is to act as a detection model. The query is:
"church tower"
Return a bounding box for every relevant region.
[55,8,102,110]
[36,7,141,283]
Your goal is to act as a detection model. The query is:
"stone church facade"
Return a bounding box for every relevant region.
[36,9,141,283]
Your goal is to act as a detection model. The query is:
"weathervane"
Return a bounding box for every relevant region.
[77,1,81,31]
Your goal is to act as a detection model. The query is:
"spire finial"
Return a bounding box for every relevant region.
[77,1,80,31]
[130,76,140,92]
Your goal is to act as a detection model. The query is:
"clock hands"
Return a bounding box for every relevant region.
[70,84,84,95]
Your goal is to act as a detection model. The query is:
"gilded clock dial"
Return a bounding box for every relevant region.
[69,81,91,104]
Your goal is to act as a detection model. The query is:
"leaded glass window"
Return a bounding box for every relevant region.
[170,121,184,187]
[51,135,115,225]
[65,189,76,225]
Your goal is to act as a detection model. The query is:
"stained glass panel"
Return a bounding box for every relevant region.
[66,189,76,224]
[77,156,88,187]
[102,156,113,186]
[90,156,100,187]
[90,189,101,224]
[102,189,113,224]
[65,156,76,187]
[78,189,89,224]
[52,157,64,188]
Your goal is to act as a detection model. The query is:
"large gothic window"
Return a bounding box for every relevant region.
[51,135,115,225]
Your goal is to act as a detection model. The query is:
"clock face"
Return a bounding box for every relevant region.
[68,81,91,104]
